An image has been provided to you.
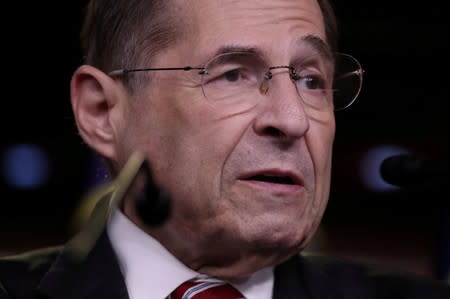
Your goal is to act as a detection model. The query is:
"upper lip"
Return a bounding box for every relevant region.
[238,169,304,186]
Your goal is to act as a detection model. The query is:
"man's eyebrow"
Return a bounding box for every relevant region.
[207,36,332,62]
[299,35,333,58]
[212,45,265,58]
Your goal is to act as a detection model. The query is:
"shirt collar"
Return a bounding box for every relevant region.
[107,209,273,299]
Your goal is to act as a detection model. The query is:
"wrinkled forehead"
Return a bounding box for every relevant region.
[175,0,327,63]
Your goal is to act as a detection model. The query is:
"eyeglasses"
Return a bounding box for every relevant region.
[108,52,363,112]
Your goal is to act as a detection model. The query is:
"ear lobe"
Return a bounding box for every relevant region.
[70,65,123,160]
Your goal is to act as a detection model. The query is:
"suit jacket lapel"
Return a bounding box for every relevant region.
[35,195,129,299]
[36,230,128,299]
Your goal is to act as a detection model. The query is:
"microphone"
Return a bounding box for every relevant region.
[380,154,450,187]
[134,158,171,226]
[67,151,171,264]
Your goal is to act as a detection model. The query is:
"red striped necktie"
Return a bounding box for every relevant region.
[170,278,245,299]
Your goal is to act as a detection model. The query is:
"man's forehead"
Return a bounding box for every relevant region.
[173,0,326,59]
[173,0,323,26]
[178,0,323,23]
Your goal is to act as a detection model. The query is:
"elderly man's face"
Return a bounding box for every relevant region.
[117,0,335,277]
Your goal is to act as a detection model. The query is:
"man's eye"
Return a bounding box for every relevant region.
[295,75,326,90]
[221,69,241,82]
[203,64,258,87]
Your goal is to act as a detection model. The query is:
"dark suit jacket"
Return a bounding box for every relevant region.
[2,233,449,299]
[1,197,449,299]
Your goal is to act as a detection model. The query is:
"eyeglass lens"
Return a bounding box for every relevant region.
[200,52,363,113]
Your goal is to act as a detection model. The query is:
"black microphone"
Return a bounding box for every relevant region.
[380,154,450,187]
[134,159,171,226]
[107,152,171,226]
[67,152,171,264]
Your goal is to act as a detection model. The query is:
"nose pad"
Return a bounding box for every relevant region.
[259,71,273,95]
[259,67,298,97]
[259,68,302,105]
[259,78,270,95]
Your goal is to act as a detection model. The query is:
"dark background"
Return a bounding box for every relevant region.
[1,1,449,280]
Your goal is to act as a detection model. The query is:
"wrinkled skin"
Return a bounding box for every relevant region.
[71,0,335,279]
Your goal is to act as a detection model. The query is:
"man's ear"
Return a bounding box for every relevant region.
[70,65,126,160]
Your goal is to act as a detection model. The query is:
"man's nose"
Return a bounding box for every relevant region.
[252,73,310,141]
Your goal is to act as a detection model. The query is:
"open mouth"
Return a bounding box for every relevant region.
[247,174,296,185]
[239,169,303,187]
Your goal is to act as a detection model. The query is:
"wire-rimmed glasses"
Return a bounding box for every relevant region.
[108,51,363,112]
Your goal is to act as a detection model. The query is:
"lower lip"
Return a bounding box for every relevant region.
[239,179,303,194]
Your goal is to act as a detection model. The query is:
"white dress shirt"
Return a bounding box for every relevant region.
[107,209,274,299]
